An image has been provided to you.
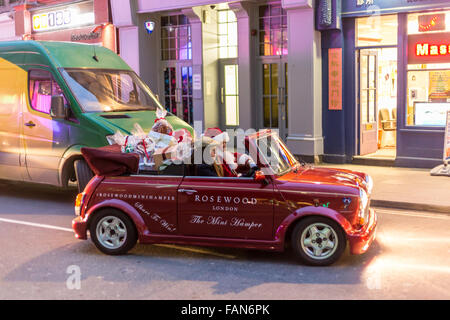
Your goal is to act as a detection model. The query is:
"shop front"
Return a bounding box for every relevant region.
[15,0,116,53]
[322,0,450,168]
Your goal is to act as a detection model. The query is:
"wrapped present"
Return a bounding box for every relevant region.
[152,108,174,135]
[153,145,178,169]
[135,137,156,167]
[131,123,148,140]
[173,128,192,144]
[122,135,138,153]
[148,131,177,148]
[175,141,193,161]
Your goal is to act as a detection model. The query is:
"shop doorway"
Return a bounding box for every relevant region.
[160,14,193,124]
[357,47,398,158]
[259,58,288,139]
[162,62,194,125]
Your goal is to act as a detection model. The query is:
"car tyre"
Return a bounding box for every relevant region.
[74,159,93,192]
[90,209,137,255]
[291,216,346,266]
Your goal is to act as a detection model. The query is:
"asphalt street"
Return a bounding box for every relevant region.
[0,181,449,300]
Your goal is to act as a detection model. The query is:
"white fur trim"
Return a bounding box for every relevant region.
[238,154,250,165]
[212,132,230,143]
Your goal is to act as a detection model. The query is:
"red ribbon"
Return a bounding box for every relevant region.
[141,139,150,160]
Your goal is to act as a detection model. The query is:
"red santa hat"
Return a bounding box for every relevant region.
[203,127,230,144]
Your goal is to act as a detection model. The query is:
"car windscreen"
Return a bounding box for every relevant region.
[254,133,298,176]
[60,68,162,113]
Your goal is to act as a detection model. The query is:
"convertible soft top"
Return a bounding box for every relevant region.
[81,145,140,177]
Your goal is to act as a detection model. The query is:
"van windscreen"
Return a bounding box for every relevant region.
[60,68,162,113]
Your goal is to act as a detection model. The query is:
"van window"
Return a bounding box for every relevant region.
[60,68,161,113]
[29,69,67,114]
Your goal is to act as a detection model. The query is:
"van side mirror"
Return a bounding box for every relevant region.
[50,96,67,119]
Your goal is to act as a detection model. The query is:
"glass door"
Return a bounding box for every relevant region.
[358,50,378,155]
[163,62,193,124]
[219,60,239,128]
[260,59,288,138]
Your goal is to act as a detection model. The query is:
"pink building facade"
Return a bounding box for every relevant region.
[0,0,117,52]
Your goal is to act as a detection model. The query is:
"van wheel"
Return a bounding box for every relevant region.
[291,217,346,266]
[74,159,93,192]
[90,209,137,255]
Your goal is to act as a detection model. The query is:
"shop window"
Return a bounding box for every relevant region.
[161,14,192,61]
[258,2,287,56]
[406,11,450,127]
[356,15,398,47]
[217,9,238,58]
[29,69,67,114]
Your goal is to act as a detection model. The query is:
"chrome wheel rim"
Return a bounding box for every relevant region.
[300,222,338,260]
[96,216,127,249]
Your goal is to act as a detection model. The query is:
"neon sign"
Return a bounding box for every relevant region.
[408,32,450,64]
[416,43,450,57]
[33,10,73,31]
[418,14,445,32]
[31,1,95,33]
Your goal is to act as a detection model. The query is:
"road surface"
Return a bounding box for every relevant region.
[0,181,448,299]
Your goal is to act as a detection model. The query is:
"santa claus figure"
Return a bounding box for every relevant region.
[203,128,257,177]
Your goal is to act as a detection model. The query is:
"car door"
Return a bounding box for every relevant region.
[94,174,184,235]
[177,176,274,240]
[22,67,70,185]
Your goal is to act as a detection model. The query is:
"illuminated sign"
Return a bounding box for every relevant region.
[414,102,450,127]
[31,1,94,33]
[343,1,450,17]
[408,32,450,64]
[356,0,374,6]
[418,14,445,32]
[416,43,450,57]
[144,21,155,34]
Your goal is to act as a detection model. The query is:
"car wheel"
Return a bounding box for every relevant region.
[74,159,93,192]
[90,209,137,255]
[291,217,346,266]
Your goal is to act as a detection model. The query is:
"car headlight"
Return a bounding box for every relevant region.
[106,135,116,145]
[358,188,369,226]
[365,174,374,194]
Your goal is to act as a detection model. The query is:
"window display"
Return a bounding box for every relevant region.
[407,10,450,127]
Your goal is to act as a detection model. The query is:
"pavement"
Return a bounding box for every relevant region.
[317,163,450,214]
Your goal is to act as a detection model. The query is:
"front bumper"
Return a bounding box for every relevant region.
[347,208,377,255]
[72,216,88,240]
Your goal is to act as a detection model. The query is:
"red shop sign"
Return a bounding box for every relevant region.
[328,48,343,110]
[408,32,450,65]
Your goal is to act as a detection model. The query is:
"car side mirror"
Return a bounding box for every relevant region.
[254,170,269,185]
[50,96,67,119]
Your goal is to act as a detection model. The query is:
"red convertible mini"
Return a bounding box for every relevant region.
[72,130,377,266]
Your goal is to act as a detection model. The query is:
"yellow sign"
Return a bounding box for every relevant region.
[429,70,450,100]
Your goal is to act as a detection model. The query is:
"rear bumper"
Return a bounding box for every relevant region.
[347,208,377,255]
[72,216,88,240]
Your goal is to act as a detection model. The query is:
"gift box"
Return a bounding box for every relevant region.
[153,145,178,169]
